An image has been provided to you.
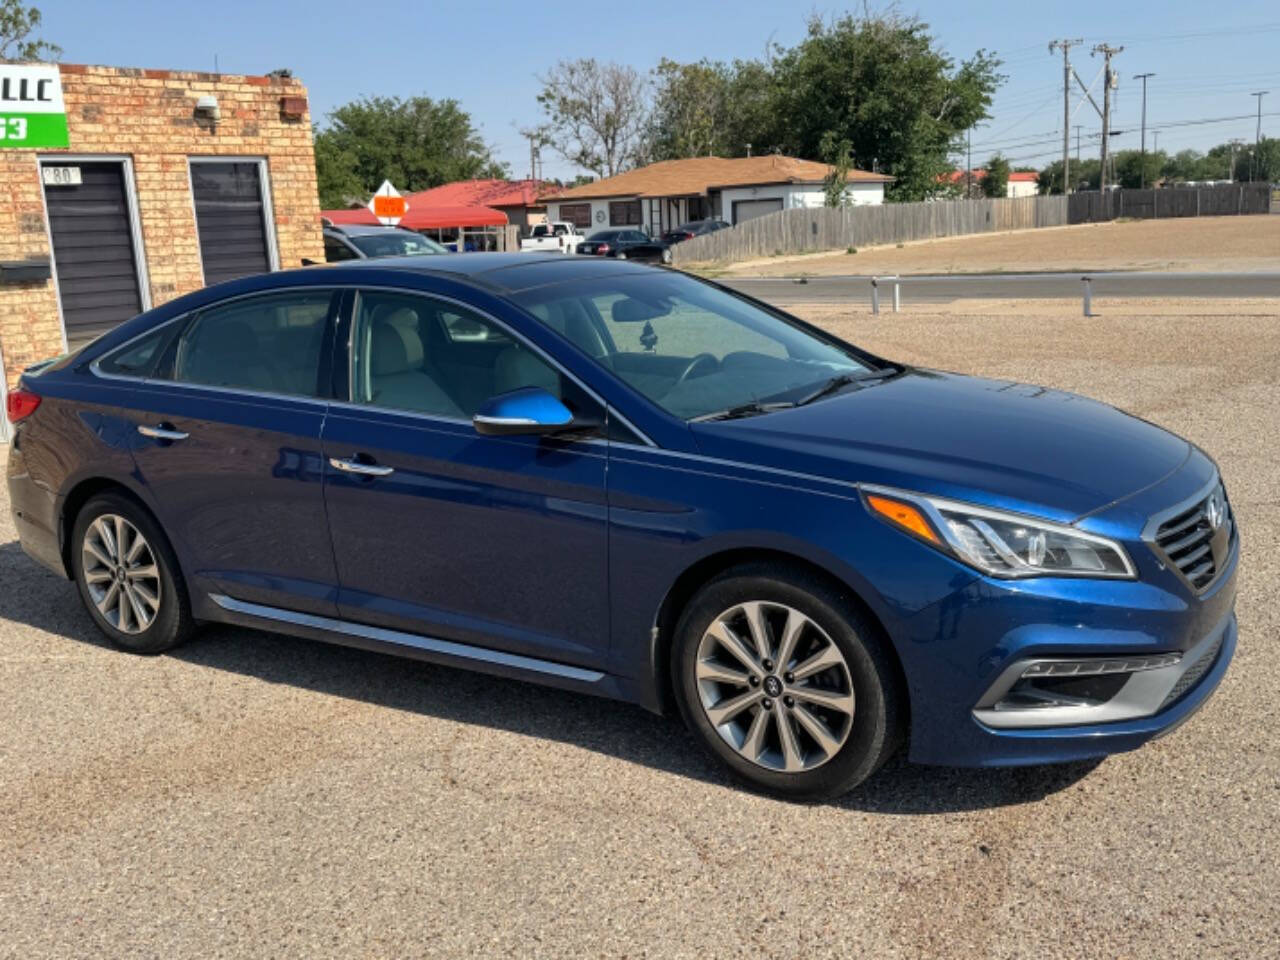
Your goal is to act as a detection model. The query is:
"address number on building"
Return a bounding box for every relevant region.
[42,165,82,186]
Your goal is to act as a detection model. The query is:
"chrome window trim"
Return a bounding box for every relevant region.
[345,284,656,447]
[210,593,605,683]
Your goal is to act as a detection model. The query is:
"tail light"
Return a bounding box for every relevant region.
[6,388,41,423]
[597,243,610,254]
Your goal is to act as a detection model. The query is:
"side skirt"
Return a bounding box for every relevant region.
[207,593,627,701]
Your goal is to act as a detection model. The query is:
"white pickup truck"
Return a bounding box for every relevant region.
[519,221,584,254]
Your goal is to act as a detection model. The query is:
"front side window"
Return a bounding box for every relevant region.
[511,272,877,420]
[350,291,599,424]
[171,290,336,397]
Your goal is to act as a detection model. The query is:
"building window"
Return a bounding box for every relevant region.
[687,197,709,221]
[609,200,642,226]
[559,203,591,228]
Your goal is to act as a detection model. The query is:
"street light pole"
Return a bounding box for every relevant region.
[1135,73,1155,188]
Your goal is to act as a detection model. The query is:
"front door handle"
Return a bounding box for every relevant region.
[328,457,394,477]
[137,424,189,441]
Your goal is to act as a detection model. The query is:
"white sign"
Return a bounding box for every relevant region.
[368,179,408,226]
[0,64,68,148]
[42,165,81,186]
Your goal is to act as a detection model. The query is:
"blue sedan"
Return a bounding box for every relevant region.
[5,254,1237,799]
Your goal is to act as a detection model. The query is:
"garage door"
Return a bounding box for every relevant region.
[732,198,783,225]
[41,160,146,347]
[190,160,275,286]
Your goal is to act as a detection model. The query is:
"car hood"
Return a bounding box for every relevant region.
[689,369,1190,522]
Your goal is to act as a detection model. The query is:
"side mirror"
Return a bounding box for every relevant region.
[473,387,579,437]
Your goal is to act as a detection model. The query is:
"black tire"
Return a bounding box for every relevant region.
[671,563,904,801]
[71,492,196,654]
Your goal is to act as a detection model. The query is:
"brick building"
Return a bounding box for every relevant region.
[0,62,323,407]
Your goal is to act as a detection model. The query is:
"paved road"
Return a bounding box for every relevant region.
[725,270,1280,305]
[2,305,1278,957]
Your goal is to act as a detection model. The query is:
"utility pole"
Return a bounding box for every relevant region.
[1135,72,1155,188]
[1152,130,1159,156]
[1251,91,1268,181]
[1050,39,1084,194]
[1093,44,1124,193]
[1229,138,1244,182]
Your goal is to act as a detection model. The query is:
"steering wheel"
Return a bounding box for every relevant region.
[676,352,719,384]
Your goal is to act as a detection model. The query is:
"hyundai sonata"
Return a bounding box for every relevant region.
[6,255,1237,799]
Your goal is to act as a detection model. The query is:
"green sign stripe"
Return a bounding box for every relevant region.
[0,112,70,149]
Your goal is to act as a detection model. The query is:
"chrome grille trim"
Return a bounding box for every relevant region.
[1144,476,1235,594]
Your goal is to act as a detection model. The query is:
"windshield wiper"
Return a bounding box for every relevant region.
[795,369,896,406]
[690,400,795,423]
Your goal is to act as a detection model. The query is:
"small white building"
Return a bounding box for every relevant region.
[543,155,892,236]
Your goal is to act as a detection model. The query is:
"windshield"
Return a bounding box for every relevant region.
[349,232,446,258]
[509,271,876,420]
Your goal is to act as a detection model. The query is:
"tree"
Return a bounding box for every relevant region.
[535,59,649,177]
[1037,157,1100,194]
[313,96,506,209]
[647,58,733,161]
[820,131,854,206]
[981,154,1009,197]
[1113,149,1166,189]
[0,1,59,61]
[757,12,1003,200]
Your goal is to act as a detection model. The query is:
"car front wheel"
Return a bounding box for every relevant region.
[71,492,195,654]
[672,564,904,800]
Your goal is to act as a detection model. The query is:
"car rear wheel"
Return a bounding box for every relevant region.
[672,564,904,800]
[71,493,195,654]
[661,247,673,264]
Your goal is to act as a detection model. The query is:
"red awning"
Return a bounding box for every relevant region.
[320,204,508,230]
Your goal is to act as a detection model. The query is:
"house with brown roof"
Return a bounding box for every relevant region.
[542,155,893,236]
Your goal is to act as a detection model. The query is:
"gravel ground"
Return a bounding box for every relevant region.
[720,214,1280,277]
[2,299,1278,958]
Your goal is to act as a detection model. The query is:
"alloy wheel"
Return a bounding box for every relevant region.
[81,513,162,634]
[694,601,855,772]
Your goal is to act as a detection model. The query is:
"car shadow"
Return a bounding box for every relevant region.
[0,540,1099,812]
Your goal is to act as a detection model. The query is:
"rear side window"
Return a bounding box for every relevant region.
[97,324,177,378]
[171,290,337,397]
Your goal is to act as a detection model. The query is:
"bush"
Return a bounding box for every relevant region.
[846,246,858,254]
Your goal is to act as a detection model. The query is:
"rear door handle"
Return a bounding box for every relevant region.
[137,424,189,441]
[328,457,394,477]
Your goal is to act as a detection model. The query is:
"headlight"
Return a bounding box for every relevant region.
[861,485,1135,579]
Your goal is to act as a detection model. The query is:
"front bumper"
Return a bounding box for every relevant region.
[898,497,1239,768]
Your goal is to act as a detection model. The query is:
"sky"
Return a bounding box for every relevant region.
[38,0,1280,181]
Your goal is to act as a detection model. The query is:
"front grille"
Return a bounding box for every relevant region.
[1160,633,1225,709]
[1152,484,1233,591]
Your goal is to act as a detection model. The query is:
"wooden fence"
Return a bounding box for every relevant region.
[1068,183,1273,223]
[671,195,1068,265]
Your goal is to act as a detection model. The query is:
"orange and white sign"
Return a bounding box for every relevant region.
[368,180,408,225]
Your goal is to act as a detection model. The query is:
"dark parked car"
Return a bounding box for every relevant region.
[6,255,1237,800]
[662,219,731,245]
[577,229,672,264]
[321,223,447,262]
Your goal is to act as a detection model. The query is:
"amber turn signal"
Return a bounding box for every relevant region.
[865,493,942,544]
